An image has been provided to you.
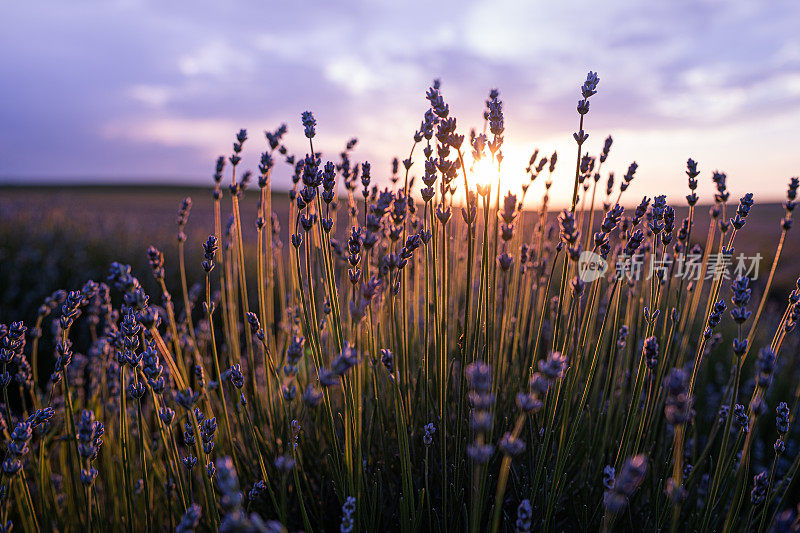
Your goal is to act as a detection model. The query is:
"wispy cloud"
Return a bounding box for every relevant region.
[0,0,798,203]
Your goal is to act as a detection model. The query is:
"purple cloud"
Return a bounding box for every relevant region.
[1,0,798,204]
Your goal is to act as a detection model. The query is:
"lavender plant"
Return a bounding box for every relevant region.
[1,72,800,533]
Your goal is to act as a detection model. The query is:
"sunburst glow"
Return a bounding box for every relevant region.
[463,144,541,208]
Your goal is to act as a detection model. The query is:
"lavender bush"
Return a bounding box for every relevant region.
[2,72,800,532]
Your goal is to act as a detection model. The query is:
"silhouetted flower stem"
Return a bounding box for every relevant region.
[134,385,152,531]
[118,365,135,532]
[747,228,787,354]
[228,152,258,402]
[203,273,238,470]
[489,414,525,533]
[156,277,188,375]
[176,230,201,363]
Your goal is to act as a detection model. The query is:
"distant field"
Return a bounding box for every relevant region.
[2,185,798,324]
[2,176,800,531]
[0,185,287,322]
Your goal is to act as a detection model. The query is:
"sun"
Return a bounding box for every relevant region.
[465,147,531,203]
[469,156,498,189]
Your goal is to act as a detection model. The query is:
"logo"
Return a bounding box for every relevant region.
[578,251,608,282]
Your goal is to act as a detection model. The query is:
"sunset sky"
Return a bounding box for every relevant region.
[2,0,799,207]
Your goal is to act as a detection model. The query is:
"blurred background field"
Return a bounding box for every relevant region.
[0,186,288,324]
[2,185,798,326]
